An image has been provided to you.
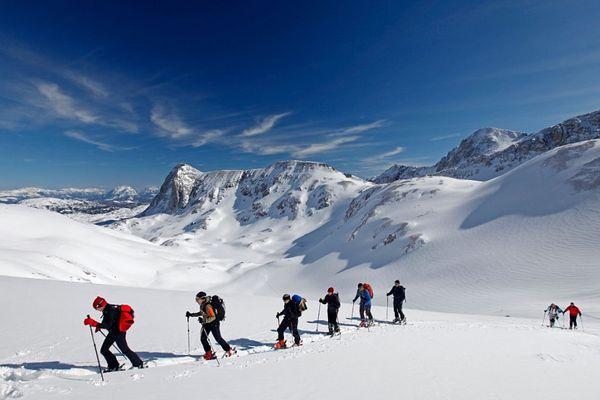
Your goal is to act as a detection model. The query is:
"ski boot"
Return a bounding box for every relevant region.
[274,339,287,349]
[392,318,400,324]
[103,364,124,373]
[224,348,237,358]
[292,340,303,347]
[359,320,366,328]
[203,351,217,360]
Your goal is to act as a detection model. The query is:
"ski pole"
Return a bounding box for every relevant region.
[186,316,191,355]
[87,315,104,381]
[386,296,389,321]
[98,330,126,359]
[580,314,584,330]
[351,302,355,320]
[201,325,220,367]
[316,302,321,333]
[541,310,546,327]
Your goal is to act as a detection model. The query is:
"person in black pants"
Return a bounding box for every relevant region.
[84,296,144,372]
[386,280,406,323]
[186,291,235,360]
[319,287,341,335]
[275,294,302,348]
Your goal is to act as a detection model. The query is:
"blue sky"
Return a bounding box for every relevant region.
[1,0,600,189]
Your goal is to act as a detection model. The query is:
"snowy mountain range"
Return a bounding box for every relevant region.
[0,185,159,223]
[2,109,600,313]
[0,185,158,204]
[372,109,600,183]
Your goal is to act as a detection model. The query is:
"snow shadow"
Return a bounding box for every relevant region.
[228,338,270,349]
[305,319,357,328]
[136,351,191,361]
[0,361,97,371]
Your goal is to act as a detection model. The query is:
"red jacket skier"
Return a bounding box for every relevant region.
[84,296,144,372]
[563,303,582,329]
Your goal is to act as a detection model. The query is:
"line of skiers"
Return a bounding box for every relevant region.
[83,281,407,372]
[544,302,583,329]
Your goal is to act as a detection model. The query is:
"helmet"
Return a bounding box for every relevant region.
[327,287,334,293]
[394,280,400,284]
[93,296,107,309]
[282,294,291,301]
[357,283,363,288]
[196,291,207,299]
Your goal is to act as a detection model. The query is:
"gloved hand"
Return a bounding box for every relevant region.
[84,317,99,327]
[276,312,280,318]
[352,299,356,303]
[186,311,191,318]
[319,298,323,302]
[198,317,204,324]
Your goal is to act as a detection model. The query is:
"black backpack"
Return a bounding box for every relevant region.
[332,293,341,309]
[210,295,226,321]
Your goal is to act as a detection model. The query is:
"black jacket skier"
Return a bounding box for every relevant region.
[84,296,144,371]
[319,287,341,335]
[386,280,406,323]
[275,294,301,348]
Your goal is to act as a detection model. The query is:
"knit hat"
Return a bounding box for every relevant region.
[196,291,207,299]
[282,294,291,301]
[327,287,334,293]
[93,296,107,309]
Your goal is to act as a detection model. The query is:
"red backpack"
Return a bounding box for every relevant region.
[363,283,374,299]
[118,305,135,332]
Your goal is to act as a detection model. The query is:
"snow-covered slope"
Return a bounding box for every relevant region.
[2,140,600,315]
[1,277,599,400]
[372,109,600,182]
[100,141,600,314]
[0,204,228,288]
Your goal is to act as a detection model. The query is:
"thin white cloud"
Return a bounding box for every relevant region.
[64,130,118,152]
[191,130,224,148]
[241,141,300,155]
[150,105,193,139]
[429,133,461,142]
[66,73,109,97]
[36,82,98,123]
[376,146,405,159]
[336,120,387,135]
[240,112,291,137]
[293,136,359,157]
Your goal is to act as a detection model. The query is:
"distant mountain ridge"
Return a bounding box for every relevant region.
[372,109,600,183]
[0,185,158,204]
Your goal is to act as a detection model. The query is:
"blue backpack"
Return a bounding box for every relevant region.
[292,294,308,312]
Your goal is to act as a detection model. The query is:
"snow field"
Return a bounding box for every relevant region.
[1,277,599,400]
